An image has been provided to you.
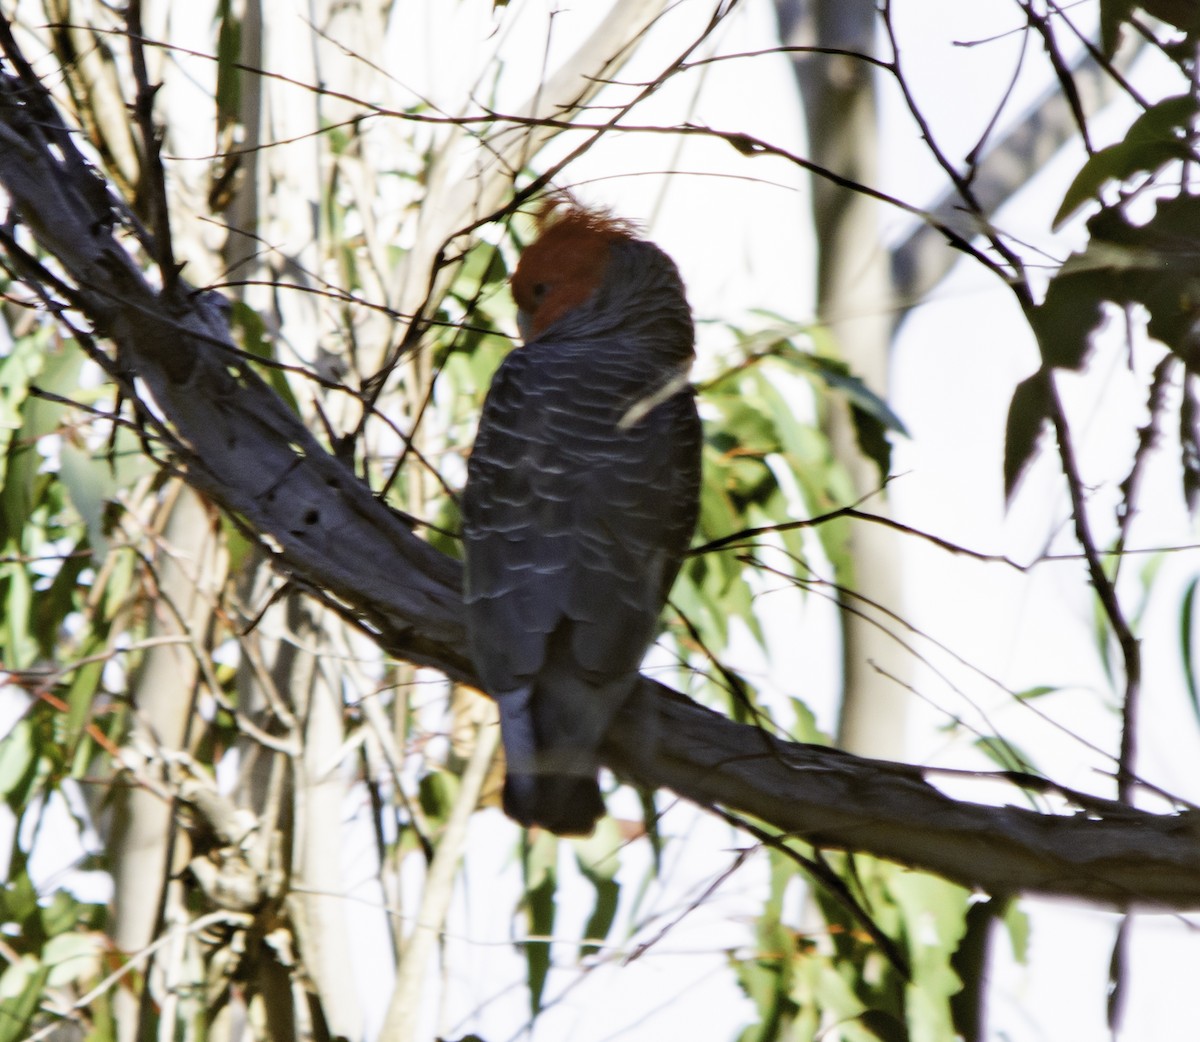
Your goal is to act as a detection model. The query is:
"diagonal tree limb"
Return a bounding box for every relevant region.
[4,23,1200,913]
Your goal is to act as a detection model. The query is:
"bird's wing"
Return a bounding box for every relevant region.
[560,385,701,675]
[462,348,577,689]
[462,342,700,691]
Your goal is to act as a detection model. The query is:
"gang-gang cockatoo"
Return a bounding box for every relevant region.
[462,199,702,835]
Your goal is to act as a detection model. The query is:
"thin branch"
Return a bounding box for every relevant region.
[1043,374,1142,803]
[706,807,911,978]
[1022,0,1098,154]
[124,0,177,296]
[890,9,1143,308]
[1117,354,1176,559]
[380,710,500,1042]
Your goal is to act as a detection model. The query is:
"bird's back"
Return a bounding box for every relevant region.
[462,202,700,834]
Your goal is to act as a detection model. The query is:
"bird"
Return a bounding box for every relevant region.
[461,198,702,835]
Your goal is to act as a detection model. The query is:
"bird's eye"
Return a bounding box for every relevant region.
[531,281,550,302]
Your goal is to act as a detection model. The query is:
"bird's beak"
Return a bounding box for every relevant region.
[516,309,533,345]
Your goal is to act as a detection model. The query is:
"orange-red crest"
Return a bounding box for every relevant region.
[510,197,639,340]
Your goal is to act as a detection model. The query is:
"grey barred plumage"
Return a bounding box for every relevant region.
[462,201,701,834]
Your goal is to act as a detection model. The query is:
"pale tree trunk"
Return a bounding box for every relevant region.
[777,0,1144,754]
[78,1,233,1037]
[380,703,500,1042]
[109,484,227,1042]
[290,602,360,1041]
[220,2,362,1035]
[779,0,910,757]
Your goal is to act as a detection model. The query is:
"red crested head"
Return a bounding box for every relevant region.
[510,198,639,342]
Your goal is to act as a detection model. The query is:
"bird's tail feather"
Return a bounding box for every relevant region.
[502,772,605,836]
[496,662,643,835]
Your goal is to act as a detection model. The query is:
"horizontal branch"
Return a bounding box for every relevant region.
[3,31,1200,910]
[608,687,1200,907]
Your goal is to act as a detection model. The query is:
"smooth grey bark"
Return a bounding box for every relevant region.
[4,52,1200,911]
[109,483,226,1042]
[779,0,911,757]
[220,3,362,1034]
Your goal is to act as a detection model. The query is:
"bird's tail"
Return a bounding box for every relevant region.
[502,770,605,837]
[497,663,653,835]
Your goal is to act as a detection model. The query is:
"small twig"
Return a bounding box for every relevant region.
[624,846,756,963]
[124,0,178,297]
[1021,1,1096,153]
[1116,355,1176,561]
[708,805,911,979]
[1045,0,1151,111]
[1044,376,1142,803]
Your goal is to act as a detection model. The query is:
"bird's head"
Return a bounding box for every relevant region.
[509,199,640,343]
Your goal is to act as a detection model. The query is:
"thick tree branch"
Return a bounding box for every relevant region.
[4,29,1200,912]
[612,688,1200,908]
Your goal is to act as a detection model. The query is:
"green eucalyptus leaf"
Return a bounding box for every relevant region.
[2,557,37,672]
[0,958,49,1042]
[1054,95,1197,229]
[974,735,1038,774]
[1003,370,1052,502]
[0,719,35,799]
[64,634,106,767]
[1099,0,1136,55]
[214,0,242,127]
[230,301,300,414]
[417,767,459,823]
[573,818,621,958]
[1004,901,1031,963]
[857,1008,910,1042]
[1013,685,1060,701]
[1181,576,1200,725]
[521,829,558,1016]
[59,441,115,558]
[1040,198,1200,374]
[44,930,102,988]
[791,352,908,437]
